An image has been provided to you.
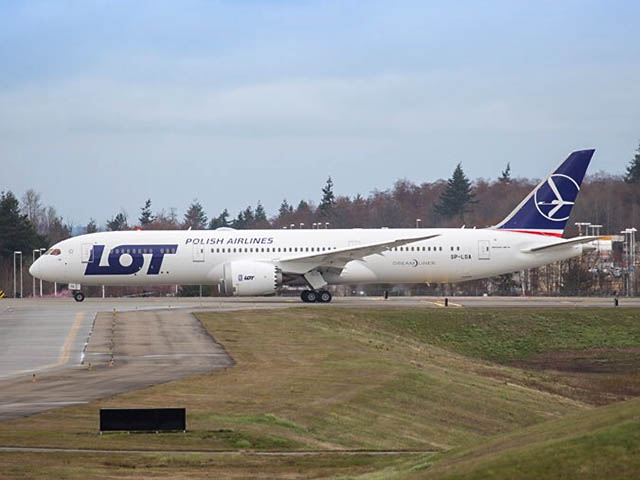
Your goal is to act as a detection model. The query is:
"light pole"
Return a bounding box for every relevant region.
[621,229,636,296]
[575,222,590,236]
[13,251,23,299]
[589,224,602,236]
[629,228,637,296]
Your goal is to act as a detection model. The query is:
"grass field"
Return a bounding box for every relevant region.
[0,307,638,479]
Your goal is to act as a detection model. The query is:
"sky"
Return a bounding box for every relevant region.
[1,0,639,227]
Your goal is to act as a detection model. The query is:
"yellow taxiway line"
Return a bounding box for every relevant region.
[5,312,85,378]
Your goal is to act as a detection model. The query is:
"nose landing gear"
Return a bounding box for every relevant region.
[73,291,85,302]
[301,289,332,303]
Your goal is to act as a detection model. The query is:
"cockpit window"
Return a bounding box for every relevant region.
[48,248,61,256]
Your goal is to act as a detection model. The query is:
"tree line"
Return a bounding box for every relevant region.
[2,143,639,296]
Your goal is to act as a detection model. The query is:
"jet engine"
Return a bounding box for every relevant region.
[221,261,282,296]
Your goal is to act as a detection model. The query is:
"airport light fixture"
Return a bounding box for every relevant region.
[325,222,330,229]
[300,223,304,229]
[589,224,603,236]
[13,251,23,299]
[416,218,422,228]
[290,224,295,229]
[620,228,637,296]
[575,222,591,236]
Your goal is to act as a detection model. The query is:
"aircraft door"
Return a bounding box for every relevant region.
[192,244,205,262]
[478,240,490,260]
[81,244,94,264]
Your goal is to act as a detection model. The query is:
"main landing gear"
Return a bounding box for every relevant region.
[73,291,85,302]
[301,289,332,303]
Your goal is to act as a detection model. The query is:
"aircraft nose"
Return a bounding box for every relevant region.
[29,258,43,279]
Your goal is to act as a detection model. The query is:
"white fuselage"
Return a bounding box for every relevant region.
[31,228,583,288]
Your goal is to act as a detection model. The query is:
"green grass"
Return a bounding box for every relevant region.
[0,307,638,479]
[409,396,640,480]
[322,308,640,364]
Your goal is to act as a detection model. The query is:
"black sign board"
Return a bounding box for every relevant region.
[100,408,186,432]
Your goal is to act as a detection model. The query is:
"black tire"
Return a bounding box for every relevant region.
[319,290,332,303]
[301,290,309,302]
[306,290,318,303]
[74,291,85,302]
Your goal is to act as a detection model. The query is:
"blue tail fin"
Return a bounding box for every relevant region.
[493,149,595,237]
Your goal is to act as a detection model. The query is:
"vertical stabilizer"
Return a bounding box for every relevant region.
[493,149,594,237]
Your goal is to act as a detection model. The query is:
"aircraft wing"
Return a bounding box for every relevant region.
[278,234,440,275]
[521,236,600,253]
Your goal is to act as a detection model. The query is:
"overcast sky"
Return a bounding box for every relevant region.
[1,0,639,226]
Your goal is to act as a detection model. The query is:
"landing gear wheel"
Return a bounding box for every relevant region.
[73,291,85,302]
[318,290,332,303]
[301,290,317,303]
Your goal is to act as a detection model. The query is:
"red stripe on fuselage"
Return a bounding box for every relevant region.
[503,230,563,238]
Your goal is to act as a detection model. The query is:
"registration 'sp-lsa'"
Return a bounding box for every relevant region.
[30,149,598,303]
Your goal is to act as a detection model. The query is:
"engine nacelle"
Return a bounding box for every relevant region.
[221,261,282,296]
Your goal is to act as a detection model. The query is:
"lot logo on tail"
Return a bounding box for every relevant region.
[494,149,594,234]
[534,174,580,222]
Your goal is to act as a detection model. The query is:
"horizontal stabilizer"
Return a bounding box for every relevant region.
[521,236,600,254]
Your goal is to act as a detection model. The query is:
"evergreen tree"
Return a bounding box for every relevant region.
[434,163,475,220]
[86,218,98,234]
[278,199,293,217]
[296,199,310,212]
[319,176,336,215]
[624,142,640,183]
[106,211,129,231]
[208,209,230,229]
[183,200,208,229]
[0,191,43,258]
[255,201,267,222]
[138,198,155,227]
[233,210,246,229]
[242,206,255,227]
[499,162,511,183]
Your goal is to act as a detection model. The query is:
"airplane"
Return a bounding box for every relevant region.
[30,149,597,303]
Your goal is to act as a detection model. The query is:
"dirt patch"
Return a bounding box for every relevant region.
[515,347,640,374]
